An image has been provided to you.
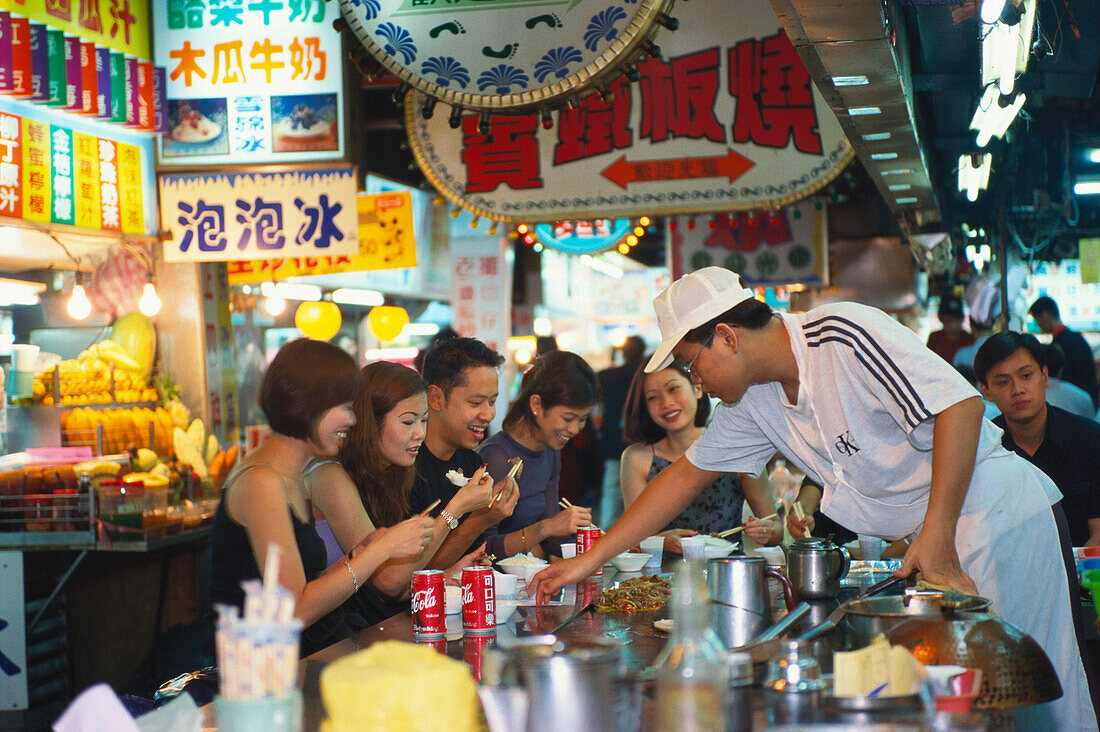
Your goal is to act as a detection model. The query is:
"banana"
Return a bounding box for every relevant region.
[73,460,121,477]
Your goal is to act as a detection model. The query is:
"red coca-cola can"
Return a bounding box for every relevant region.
[576,526,603,577]
[411,569,446,637]
[461,565,495,634]
[463,633,494,681]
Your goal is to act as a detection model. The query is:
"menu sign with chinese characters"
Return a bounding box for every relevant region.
[0,98,154,233]
[153,0,344,166]
[450,230,510,359]
[159,166,359,263]
[670,199,828,286]
[407,0,852,223]
[227,190,417,283]
[0,0,151,60]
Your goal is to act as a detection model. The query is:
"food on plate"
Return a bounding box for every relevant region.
[653,618,674,633]
[595,575,671,613]
[833,635,924,697]
[497,551,545,566]
[445,469,470,486]
[172,108,221,143]
[275,104,330,139]
[319,640,478,732]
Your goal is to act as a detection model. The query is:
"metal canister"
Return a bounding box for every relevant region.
[576,526,603,578]
[461,565,496,634]
[411,569,446,637]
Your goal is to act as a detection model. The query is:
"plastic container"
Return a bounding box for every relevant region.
[24,493,53,531]
[143,486,169,539]
[97,480,145,541]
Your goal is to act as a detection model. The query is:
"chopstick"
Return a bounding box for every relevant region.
[716,512,779,538]
[491,460,523,506]
[419,499,441,517]
[558,497,574,510]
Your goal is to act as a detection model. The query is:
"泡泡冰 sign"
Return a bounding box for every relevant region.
[153,0,344,166]
[226,190,418,282]
[407,0,852,222]
[159,166,359,262]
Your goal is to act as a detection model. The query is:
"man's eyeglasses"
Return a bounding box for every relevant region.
[680,331,714,378]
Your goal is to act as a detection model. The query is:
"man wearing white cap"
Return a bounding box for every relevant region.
[532,267,1095,730]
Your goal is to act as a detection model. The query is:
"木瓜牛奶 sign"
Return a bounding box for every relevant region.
[408,0,853,223]
[159,166,359,262]
[153,0,344,166]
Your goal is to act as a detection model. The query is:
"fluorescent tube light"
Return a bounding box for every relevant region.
[980,0,1007,24]
[1074,180,1100,196]
[896,197,918,204]
[957,153,992,201]
[330,288,385,307]
[970,85,1025,147]
[882,169,914,176]
[862,132,891,141]
[1089,150,1100,163]
[848,106,881,116]
[871,152,898,160]
[833,75,870,87]
[260,282,322,301]
[403,323,441,336]
[888,184,912,191]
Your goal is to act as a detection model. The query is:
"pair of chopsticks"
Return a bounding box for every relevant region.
[487,459,524,507]
[715,512,779,538]
[558,497,585,511]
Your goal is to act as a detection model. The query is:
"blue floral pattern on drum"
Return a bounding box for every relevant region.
[421,57,471,88]
[376,23,417,65]
[584,7,628,52]
[534,46,584,82]
[477,65,530,93]
[347,0,380,19]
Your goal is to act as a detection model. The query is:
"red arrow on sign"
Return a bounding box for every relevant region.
[600,148,755,190]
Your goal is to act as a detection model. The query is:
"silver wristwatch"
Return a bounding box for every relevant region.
[439,508,459,530]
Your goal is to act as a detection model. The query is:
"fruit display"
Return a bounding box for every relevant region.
[32,337,157,406]
[61,406,176,455]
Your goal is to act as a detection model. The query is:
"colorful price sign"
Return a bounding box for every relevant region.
[0,0,151,60]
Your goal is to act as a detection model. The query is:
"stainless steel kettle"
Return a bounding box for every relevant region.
[708,556,796,649]
[781,537,850,600]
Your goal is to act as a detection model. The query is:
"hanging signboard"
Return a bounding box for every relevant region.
[159,166,359,263]
[227,190,417,283]
[337,0,673,113]
[407,0,852,223]
[0,0,151,60]
[153,0,344,166]
[0,97,155,234]
[670,199,828,286]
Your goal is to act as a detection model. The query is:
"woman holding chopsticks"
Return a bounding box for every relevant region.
[209,339,436,656]
[476,351,599,559]
[305,361,508,624]
[619,359,782,552]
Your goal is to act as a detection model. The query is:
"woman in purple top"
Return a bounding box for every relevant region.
[477,351,597,559]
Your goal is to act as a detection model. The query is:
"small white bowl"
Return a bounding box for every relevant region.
[445,585,462,615]
[497,560,537,577]
[521,563,546,586]
[495,599,519,625]
[704,536,737,559]
[494,572,518,599]
[610,552,652,573]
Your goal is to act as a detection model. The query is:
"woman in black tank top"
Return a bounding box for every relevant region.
[208,339,435,654]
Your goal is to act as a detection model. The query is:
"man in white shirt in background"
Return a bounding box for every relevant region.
[533,267,1095,731]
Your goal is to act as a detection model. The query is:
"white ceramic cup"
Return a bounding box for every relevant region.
[11,344,39,372]
[560,543,577,559]
[859,535,885,561]
[521,563,546,587]
[494,572,518,599]
[680,535,706,560]
[640,536,664,565]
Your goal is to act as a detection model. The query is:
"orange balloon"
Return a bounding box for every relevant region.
[295,301,342,341]
[367,305,409,342]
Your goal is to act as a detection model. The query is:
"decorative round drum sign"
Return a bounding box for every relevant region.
[337,0,676,112]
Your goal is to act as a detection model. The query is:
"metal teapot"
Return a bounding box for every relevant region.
[781,537,850,600]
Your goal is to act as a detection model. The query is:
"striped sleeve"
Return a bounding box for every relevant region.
[803,306,979,432]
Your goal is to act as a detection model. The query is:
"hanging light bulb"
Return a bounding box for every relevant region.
[139,281,161,316]
[68,279,92,320]
[265,294,287,316]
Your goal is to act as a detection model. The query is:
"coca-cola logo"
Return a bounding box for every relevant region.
[461,583,475,605]
[411,589,438,613]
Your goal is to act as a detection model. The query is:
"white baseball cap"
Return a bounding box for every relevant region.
[645,267,757,373]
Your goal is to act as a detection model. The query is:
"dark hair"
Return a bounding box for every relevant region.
[503,351,600,432]
[974,331,1046,385]
[683,298,774,344]
[261,339,362,441]
[1028,295,1060,319]
[1043,343,1066,379]
[338,362,425,527]
[621,335,646,369]
[622,359,710,445]
[421,337,504,395]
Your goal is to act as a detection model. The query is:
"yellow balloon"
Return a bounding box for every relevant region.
[295,301,342,341]
[367,306,409,342]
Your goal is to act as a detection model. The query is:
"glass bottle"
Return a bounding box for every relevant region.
[654,561,728,732]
